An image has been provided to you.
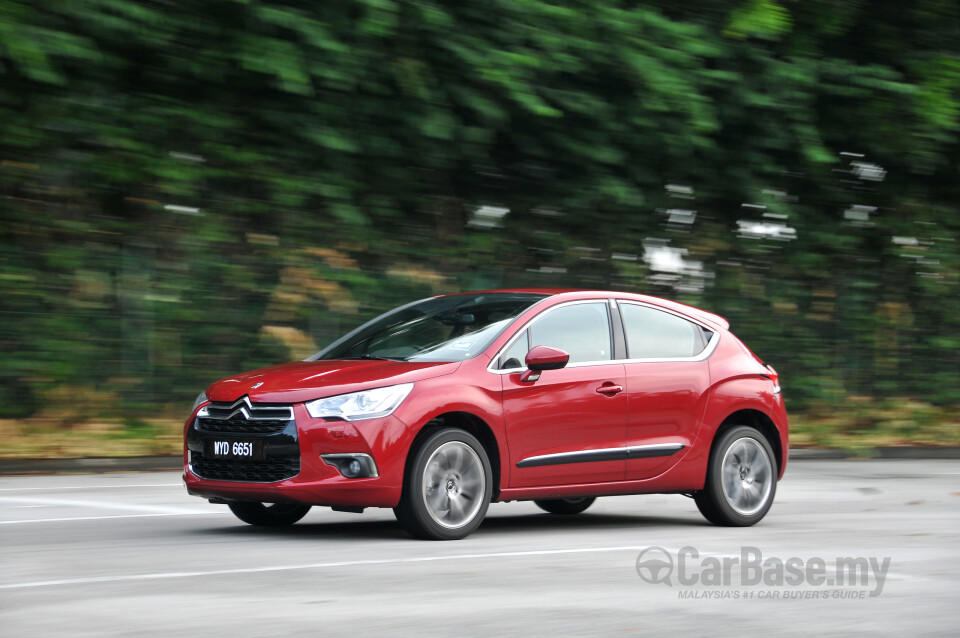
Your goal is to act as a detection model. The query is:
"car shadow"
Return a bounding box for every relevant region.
[480,511,705,534]
[189,517,410,540]
[186,510,706,542]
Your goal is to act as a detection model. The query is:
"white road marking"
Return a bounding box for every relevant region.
[0,511,227,526]
[0,545,654,590]
[0,495,202,515]
[0,484,182,492]
[0,544,917,592]
[0,544,918,591]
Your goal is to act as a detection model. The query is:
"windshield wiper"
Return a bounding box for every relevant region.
[340,354,407,362]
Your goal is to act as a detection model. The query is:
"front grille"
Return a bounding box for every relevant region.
[191,455,300,483]
[196,417,289,435]
[196,396,294,434]
[203,399,293,421]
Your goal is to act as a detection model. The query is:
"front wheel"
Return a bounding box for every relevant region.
[534,497,596,515]
[394,428,493,540]
[695,425,777,526]
[227,501,311,527]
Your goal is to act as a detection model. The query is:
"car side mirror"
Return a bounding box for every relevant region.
[520,345,569,382]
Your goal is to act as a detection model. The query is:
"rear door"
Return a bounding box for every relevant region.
[616,301,714,480]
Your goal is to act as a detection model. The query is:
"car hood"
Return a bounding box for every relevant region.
[205,359,461,405]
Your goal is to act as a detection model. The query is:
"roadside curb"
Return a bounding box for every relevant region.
[2,447,959,475]
[788,448,850,460]
[0,455,181,475]
[789,447,960,460]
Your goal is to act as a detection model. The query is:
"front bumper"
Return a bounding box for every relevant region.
[183,404,407,508]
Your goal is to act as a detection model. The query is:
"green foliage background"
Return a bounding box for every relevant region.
[1,0,958,429]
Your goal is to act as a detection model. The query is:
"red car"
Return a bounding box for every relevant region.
[184,290,788,540]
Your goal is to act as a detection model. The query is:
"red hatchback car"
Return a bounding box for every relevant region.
[184,290,788,539]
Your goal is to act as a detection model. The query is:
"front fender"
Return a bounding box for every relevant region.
[393,375,509,486]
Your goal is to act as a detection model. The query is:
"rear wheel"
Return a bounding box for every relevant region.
[394,428,493,540]
[534,497,596,515]
[227,501,311,527]
[695,425,776,526]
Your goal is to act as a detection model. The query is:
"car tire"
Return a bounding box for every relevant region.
[534,497,596,515]
[394,428,493,540]
[695,425,777,526]
[227,501,311,527]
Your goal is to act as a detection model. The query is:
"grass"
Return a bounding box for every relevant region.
[788,398,960,452]
[0,417,184,459]
[0,398,957,460]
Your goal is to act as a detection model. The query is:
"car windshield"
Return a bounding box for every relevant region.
[312,293,547,363]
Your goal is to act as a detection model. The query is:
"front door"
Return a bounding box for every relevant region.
[497,301,628,488]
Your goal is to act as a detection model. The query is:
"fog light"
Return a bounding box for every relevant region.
[321,453,379,479]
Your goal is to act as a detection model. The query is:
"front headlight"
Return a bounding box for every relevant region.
[191,390,208,413]
[305,383,414,421]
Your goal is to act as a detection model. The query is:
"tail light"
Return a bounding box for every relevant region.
[764,365,781,394]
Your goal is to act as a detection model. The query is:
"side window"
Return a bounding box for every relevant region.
[620,304,704,359]
[529,302,611,364]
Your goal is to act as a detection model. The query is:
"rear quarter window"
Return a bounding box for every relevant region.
[620,303,707,359]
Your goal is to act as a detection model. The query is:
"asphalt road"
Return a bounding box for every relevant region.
[1,460,958,637]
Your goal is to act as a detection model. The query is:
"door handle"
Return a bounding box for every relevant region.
[596,384,623,396]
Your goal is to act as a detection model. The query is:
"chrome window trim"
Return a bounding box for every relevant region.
[486,299,614,375]
[487,298,720,374]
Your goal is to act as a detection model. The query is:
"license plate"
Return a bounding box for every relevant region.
[205,439,262,460]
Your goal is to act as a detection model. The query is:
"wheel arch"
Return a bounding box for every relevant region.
[712,409,784,477]
[404,411,503,500]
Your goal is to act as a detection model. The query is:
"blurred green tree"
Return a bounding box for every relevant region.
[0,0,957,422]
